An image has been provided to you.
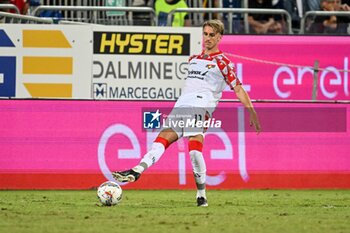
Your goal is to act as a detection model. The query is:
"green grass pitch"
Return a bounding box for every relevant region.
[0,190,349,233]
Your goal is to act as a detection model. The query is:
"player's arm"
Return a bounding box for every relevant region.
[234,85,261,134]
[217,56,261,133]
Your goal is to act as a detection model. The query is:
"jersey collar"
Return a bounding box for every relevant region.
[201,50,222,57]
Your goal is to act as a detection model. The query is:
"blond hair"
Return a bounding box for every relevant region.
[202,20,225,35]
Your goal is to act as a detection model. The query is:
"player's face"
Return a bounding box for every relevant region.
[203,26,221,52]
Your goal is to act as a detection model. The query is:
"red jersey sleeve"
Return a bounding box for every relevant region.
[215,55,241,90]
[188,54,197,62]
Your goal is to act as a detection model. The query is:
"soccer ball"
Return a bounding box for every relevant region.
[97,181,123,206]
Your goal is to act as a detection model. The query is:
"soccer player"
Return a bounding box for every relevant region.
[113,19,261,207]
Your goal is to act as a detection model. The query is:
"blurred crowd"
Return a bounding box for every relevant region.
[0,0,29,14]
[1,0,349,34]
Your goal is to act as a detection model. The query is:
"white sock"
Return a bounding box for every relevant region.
[197,189,206,199]
[190,150,207,198]
[134,142,165,173]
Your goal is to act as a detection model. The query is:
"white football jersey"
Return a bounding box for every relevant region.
[175,51,241,113]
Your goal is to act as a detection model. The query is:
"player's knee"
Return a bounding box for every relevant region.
[189,139,203,152]
[157,129,178,146]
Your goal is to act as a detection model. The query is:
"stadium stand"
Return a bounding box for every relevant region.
[0,0,349,34]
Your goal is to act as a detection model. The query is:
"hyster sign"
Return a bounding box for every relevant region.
[94,32,190,55]
[92,26,202,100]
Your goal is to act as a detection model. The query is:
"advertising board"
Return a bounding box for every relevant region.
[0,25,92,99]
[0,100,348,189]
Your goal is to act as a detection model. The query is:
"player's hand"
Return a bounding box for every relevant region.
[249,111,261,134]
[342,4,350,11]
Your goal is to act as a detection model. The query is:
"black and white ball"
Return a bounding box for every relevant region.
[97,181,122,206]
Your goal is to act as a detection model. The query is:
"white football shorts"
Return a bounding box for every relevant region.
[163,107,210,138]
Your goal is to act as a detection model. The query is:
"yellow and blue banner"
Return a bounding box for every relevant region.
[0,25,92,99]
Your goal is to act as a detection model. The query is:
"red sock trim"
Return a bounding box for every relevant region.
[189,140,203,152]
[154,136,170,149]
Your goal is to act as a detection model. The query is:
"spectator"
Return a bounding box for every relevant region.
[342,0,350,5]
[203,0,221,21]
[248,0,285,34]
[0,0,11,23]
[334,0,350,33]
[222,0,243,33]
[283,0,304,30]
[0,0,28,23]
[0,0,10,8]
[284,0,325,31]
[132,0,155,25]
[334,0,350,11]
[309,0,350,34]
[272,0,285,21]
[10,0,29,14]
[305,0,321,11]
[29,0,41,14]
[155,0,191,26]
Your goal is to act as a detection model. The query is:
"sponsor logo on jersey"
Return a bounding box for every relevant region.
[187,69,205,80]
[206,64,216,69]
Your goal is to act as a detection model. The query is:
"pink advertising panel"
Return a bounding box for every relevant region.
[0,100,349,189]
[220,36,350,101]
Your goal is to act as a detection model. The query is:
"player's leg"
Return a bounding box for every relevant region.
[188,135,208,207]
[112,128,179,182]
[132,128,178,173]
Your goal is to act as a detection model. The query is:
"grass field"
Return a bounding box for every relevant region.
[0,190,349,233]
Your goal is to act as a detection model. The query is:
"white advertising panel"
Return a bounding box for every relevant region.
[0,24,92,99]
[92,26,202,100]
